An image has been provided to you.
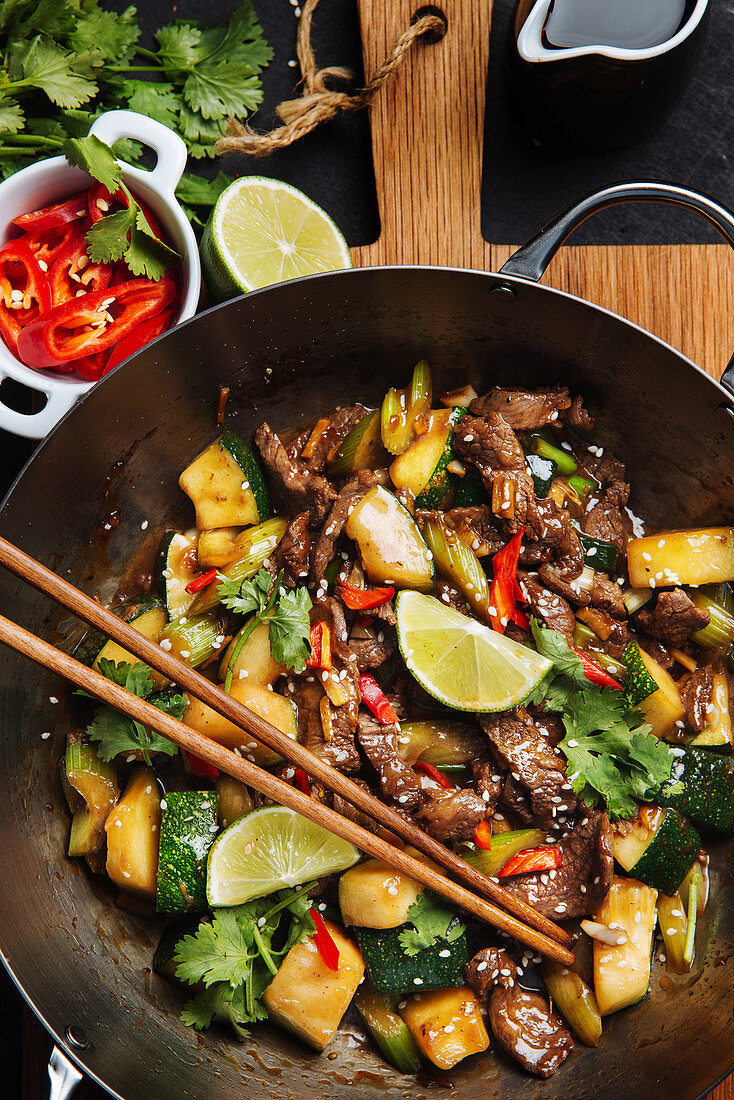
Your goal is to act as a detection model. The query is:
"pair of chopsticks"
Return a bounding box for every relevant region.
[0,534,574,967]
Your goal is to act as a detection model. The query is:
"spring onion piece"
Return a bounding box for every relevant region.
[422,518,491,620]
[622,587,654,615]
[540,961,603,1047]
[681,855,710,915]
[190,518,287,614]
[160,611,223,669]
[657,893,690,973]
[461,828,545,879]
[65,736,119,858]
[532,436,577,476]
[690,593,734,651]
[683,868,700,967]
[569,474,596,498]
[355,991,422,1075]
[439,383,478,408]
[380,360,432,455]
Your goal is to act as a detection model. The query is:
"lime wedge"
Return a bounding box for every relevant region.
[395,590,552,712]
[201,176,352,302]
[207,804,360,906]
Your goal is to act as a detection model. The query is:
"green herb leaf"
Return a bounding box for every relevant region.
[120,79,181,129]
[17,37,98,108]
[218,567,272,617]
[269,586,313,673]
[531,619,589,688]
[399,893,465,956]
[63,133,122,193]
[96,657,154,697]
[175,908,256,988]
[68,6,140,65]
[85,659,178,765]
[0,97,24,136]
[176,169,234,207]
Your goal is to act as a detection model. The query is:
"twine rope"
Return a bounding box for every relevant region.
[215,0,446,158]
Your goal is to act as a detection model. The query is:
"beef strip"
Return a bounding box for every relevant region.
[576,445,627,486]
[564,393,593,431]
[357,713,425,809]
[349,622,397,672]
[469,385,593,434]
[433,577,473,617]
[254,423,336,526]
[415,505,504,558]
[501,812,614,920]
[518,571,576,640]
[480,709,577,826]
[414,787,486,842]
[290,677,361,772]
[302,404,367,473]
[465,946,514,999]
[490,977,574,1077]
[332,778,383,835]
[310,469,377,583]
[638,635,675,670]
[281,511,311,581]
[537,562,591,607]
[501,774,533,824]
[472,759,502,816]
[681,665,715,733]
[580,480,632,557]
[313,596,362,728]
[590,573,626,619]
[636,588,710,648]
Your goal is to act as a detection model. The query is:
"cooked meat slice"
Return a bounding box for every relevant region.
[290,678,361,772]
[537,562,591,607]
[465,946,514,999]
[332,778,382,834]
[433,577,472,617]
[500,774,534,823]
[414,787,486,842]
[254,423,336,526]
[416,505,504,558]
[501,812,614,920]
[349,622,397,672]
[591,573,626,619]
[302,404,367,473]
[284,427,311,462]
[489,978,574,1077]
[481,710,577,826]
[581,480,632,556]
[281,511,311,581]
[584,609,629,652]
[469,385,573,430]
[564,393,592,431]
[638,635,675,670]
[454,412,527,474]
[472,759,502,815]
[310,469,377,583]
[636,588,710,648]
[529,708,565,748]
[577,445,627,486]
[313,596,361,728]
[357,713,425,809]
[681,666,715,733]
[518,572,576,640]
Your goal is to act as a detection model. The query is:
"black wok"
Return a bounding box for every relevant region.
[1,182,734,1100]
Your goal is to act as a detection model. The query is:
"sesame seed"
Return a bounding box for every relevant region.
[41,732,51,740]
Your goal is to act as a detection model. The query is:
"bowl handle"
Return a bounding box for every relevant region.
[47,1045,82,1100]
[0,371,80,440]
[88,110,187,196]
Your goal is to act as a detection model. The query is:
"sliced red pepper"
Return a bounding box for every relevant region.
[294,768,311,796]
[339,582,394,610]
[25,223,79,270]
[104,308,173,373]
[309,907,340,971]
[498,846,562,877]
[48,225,111,307]
[305,621,332,670]
[488,527,525,635]
[509,606,530,630]
[72,352,109,382]
[473,819,493,850]
[182,749,219,779]
[88,181,164,240]
[17,276,175,368]
[0,238,52,356]
[570,644,623,690]
[414,761,454,789]
[359,673,399,725]
[185,567,218,594]
[12,192,89,232]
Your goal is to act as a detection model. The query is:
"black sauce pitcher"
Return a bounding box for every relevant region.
[507,0,711,151]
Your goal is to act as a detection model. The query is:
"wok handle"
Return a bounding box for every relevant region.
[47,1046,82,1100]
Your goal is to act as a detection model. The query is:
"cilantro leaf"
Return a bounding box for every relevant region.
[0,97,24,136]
[96,657,154,697]
[176,169,234,207]
[217,567,272,617]
[86,659,178,765]
[17,37,98,108]
[63,133,122,194]
[399,893,465,956]
[120,80,181,129]
[269,586,312,673]
[126,209,179,279]
[69,6,140,65]
[531,620,589,688]
[155,22,204,70]
[175,909,255,988]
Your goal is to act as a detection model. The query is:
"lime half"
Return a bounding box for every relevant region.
[395,590,552,712]
[201,176,352,301]
[207,804,360,906]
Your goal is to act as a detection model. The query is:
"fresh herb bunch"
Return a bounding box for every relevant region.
[0,0,272,220]
[85,658,183,765]
[399,892,466,956]
[530,621,673,819]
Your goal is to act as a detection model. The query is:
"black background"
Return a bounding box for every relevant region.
[1,0,733,1095]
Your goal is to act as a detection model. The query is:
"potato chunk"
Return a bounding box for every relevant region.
[628,528,734,588]
[105,766,160,897]
[339,859,423,928]
[400,986,490,1069]
[185,680,296,768]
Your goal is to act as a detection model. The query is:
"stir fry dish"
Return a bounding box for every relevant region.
[62,363,734,1079]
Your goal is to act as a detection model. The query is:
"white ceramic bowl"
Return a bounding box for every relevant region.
[0,110,201,439]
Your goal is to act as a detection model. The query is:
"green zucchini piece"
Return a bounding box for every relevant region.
[157,531,198,619]
[621,641,658,707]
[452,469,490,507]
[381,360,432,456]
[578,532,619,573]
[613,807,700,895]
[156,790,218,913]
[461,827,545,879]
[593,877,657,1016]
[355,990,422,1074]
[422,516,490,619]
[389,407,465,509]
[658,747,734,834]
[179,430,270,529]
[345,484,434,592]
[75,595,167,673]
[395,719,486,767]
[526,452,557,498]
[65,735,119,858]
[216,775,254,829]
[328,410,388,478]
[190,517,287,614]
[540,961,602,1047]
[356,919,467,996]
[159,612,223,669]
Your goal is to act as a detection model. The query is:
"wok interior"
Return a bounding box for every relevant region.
[0,267,733,1100]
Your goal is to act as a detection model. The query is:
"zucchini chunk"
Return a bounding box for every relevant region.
[190,517,287,614]
[635,647,685,739]
[380,360,432,456]
[658,746,734,834]
[613,806,700,896]
[328,410,388,478]
[185,680,297,769]
[399,987,489,1070]
[657,892,691,973]
[395,719,486,767]
[339,859,423,929]
[159,611,224,669]
[179,430,270,530]
[592,876,657,1016]
[261,919,365,1051]
[628,527,734,588]
[216,775,254,829]
[156,790,218,914]
[219,619,285,686]
[540,961,602,1047]
[389,407,466,509]
[690,670,732,747]
[461,827,545,879]
[356,919,468,996]
[157,531,199,619]
[354,990,422,1074]
[105,766,161,898]
[578,532,619,573]
[621,641,658,707]
[345,484,435,592]
[452,469,490,508]
[525,452,557,498]
[77,595,168,686]
[65,734,119,859]
[422,518,490,620]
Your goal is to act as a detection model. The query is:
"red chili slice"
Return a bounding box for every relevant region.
[309,907,340,971]
[570,645,623,690]
[489,527,526,635]
[294,768,311,796]
[25,223,79,270]
[185,567,218,594]
[88,181,164,240]
[339,583,394,610]
[305,621,332,670]
[359,673,399,725]
[182,749,219,779]
[414,761,454,789]
[12,192,89,232]
[473,820,493,850]
[48,225,111,308]
[498,846,563,877]
[0,238,52,356]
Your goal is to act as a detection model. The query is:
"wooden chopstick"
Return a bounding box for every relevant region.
[0,533,573,952]
[0,611,574,967]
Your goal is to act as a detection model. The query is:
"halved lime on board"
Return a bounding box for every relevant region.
[395,590,552,712]
[201,176,352,302]
[207,804,361,906]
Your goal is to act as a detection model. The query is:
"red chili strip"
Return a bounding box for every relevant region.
[309,907,340,972]
[509,606,530,630]
[185,567,218,594]
[294,768,311,796]
[498,847,563,877]
[182,749,219,779]
[305,621,332,670]
[359,673,399,725]
[473,820,493,850]
[339,582,394,610]
[488,527,525,635]
[414,761,454,789]
[12,192,89,232]
[570,644,623,690]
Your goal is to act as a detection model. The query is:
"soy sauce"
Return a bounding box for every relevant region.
[544,0,691,50]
